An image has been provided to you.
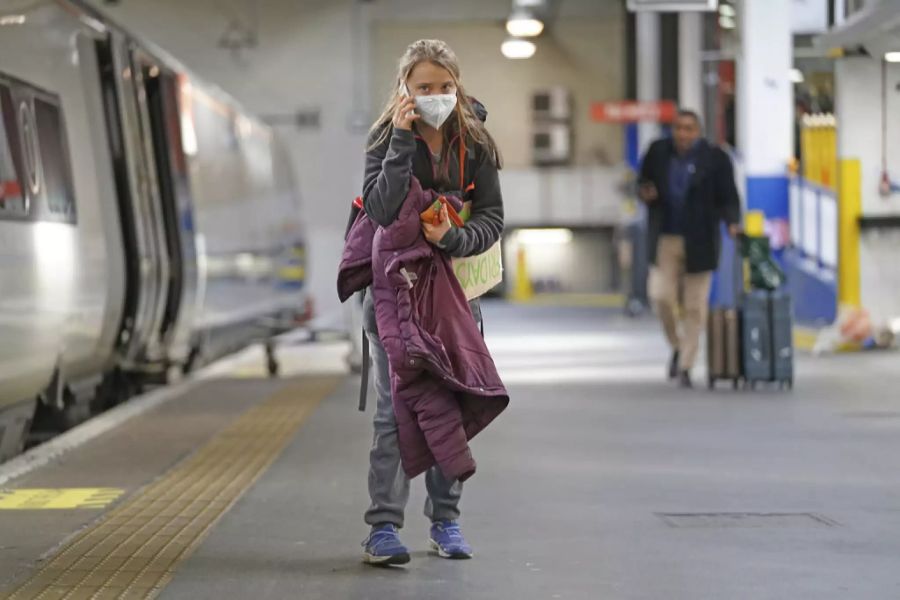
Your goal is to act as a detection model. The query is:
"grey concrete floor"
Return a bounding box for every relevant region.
[160,302,900,600]
[0,377,287,589]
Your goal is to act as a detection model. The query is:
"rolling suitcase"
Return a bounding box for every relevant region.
[708,233,744,389]
[768,290,794,389]
[707,307,742,389]
[742,289,773,385]
[624,221,649,317]
[708,232,795,391]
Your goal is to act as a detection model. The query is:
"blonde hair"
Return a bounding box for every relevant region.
[368,39,502,169]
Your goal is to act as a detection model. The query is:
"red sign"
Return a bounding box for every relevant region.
[0,179,21,201]
[591,100,677,124]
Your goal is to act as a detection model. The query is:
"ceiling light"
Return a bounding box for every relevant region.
[886,52,900,63]
[718,4,735,17]
[719,15,735,29]
[0,15,26,26]
[506,11,544,37]
[789,68,805,83]
[501,38,536,60]
[514,0,546,7]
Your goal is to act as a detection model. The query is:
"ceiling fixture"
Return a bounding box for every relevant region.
[0,15,26,26]
[513,0,546,7]
[502,38,536,60]
[886,52,900,63]
[789,68,804,83]
[506,10,544,37]
[718,15,735,29]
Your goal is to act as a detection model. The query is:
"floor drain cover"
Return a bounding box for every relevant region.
[657,512,838,528]
[841,411,900,419]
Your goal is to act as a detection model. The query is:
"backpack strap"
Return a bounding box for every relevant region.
[458,133,466,191]
[457,113,475,195]
[358,329,370,411]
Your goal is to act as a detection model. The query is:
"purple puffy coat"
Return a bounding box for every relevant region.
[338,177,508,482]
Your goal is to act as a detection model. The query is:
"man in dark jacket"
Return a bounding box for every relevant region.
[638,109,741,388]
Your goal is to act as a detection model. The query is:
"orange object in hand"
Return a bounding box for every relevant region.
[420,196,464,228]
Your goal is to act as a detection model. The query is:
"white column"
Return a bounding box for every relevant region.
[738,0,793,179]
[636,11,660,154]
[834,0,847,25]
[678,11,703,114]
[737,0,793,226]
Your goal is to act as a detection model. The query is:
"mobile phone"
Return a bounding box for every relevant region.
[398,82,416,119]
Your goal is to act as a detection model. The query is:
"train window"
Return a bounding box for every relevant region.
[34,97,76,222]
[0,84,27,219]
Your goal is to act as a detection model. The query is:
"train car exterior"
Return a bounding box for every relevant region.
[0,0,308,461]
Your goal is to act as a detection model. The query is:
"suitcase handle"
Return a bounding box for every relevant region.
[732,232,745,309]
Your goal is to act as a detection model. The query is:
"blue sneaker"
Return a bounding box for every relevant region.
[362,524,410,566]
[428,520,473,559]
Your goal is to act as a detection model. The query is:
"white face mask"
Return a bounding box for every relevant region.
[415,93,457,129]
[403,84,457,129]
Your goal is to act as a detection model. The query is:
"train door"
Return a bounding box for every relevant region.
[101,32,170,367]
[134,54,199,365]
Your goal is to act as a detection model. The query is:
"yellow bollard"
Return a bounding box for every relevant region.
[511,245,534,302]
[837,158,861,308]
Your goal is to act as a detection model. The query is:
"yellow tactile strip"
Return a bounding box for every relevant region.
[1,376,338,600]
[0,489,124,510]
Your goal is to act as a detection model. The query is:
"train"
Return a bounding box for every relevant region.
[0,0,310,462]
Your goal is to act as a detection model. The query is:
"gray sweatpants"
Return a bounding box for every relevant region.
[363,328,462,528]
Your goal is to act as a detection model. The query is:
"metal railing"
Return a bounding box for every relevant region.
[790,176,838,270]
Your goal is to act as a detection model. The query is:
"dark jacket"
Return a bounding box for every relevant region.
[639,138,741,273]
[338,177,508,481]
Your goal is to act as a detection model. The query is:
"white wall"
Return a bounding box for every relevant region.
[86,0,627,329]
[836,57,900,217]
[499,167,629,227]
[503,232,617,294]
[371,16,625,168]
[369,0,622,22]
[858,230,900,325]
[835,56,900,324]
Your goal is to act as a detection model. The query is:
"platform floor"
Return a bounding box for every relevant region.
[2,302,900,599]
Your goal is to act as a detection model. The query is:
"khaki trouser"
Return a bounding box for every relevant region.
[649,235,713,371]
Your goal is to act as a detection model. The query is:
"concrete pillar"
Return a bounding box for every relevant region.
[636,11,660,154]
[737,0,793,240]
[834,0,847,25]
[678,11,703,114]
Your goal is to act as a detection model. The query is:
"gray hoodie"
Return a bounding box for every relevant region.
[357,103,504,324]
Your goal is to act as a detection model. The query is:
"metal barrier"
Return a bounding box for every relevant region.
[789,177,838,269]
[786,176,838,325]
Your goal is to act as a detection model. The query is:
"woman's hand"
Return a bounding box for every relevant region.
[423,204,452,246]
[393,97,420,131]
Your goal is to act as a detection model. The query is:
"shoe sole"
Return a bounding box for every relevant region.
[428,538,473,559]
[363,551,410,566]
